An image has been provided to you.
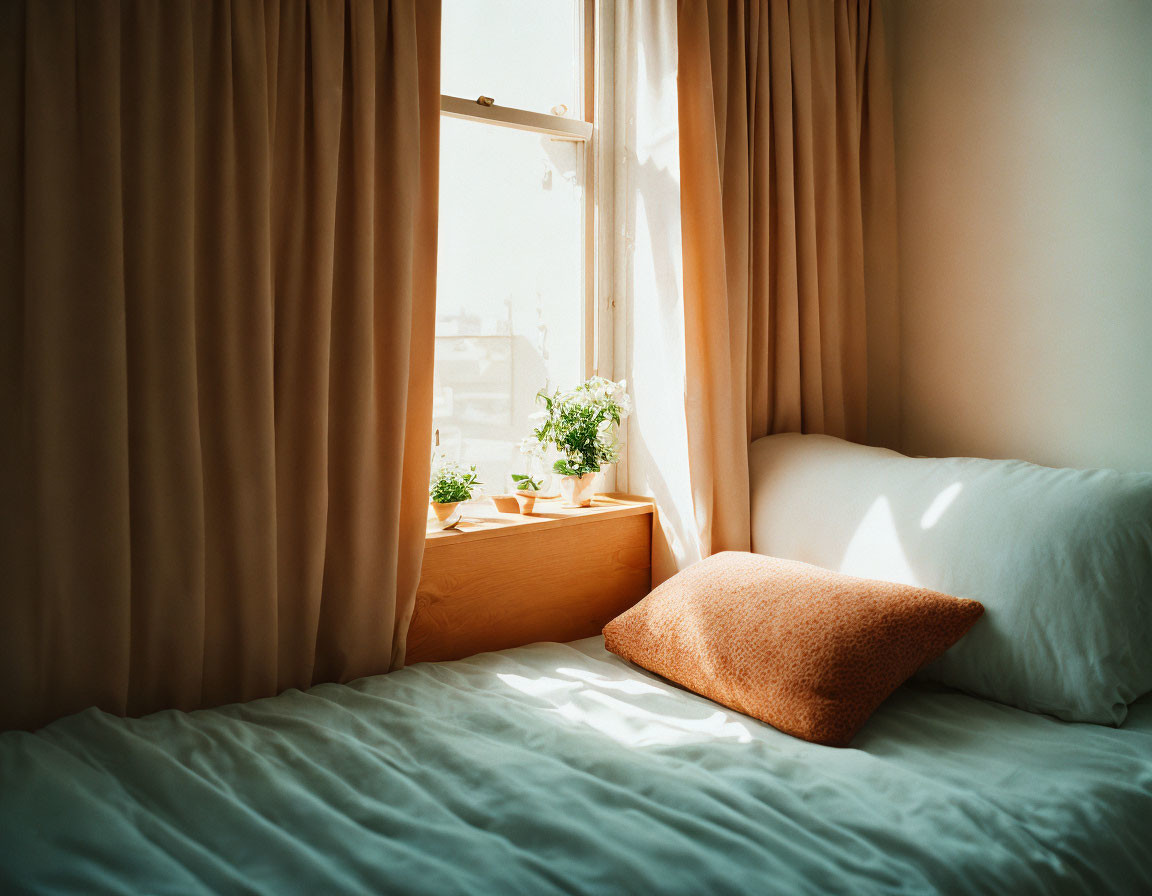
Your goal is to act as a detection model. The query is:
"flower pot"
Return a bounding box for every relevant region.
[431,500,459,521]
[489,494,519,513]
[514,489,538,515]
[559,472,597,507]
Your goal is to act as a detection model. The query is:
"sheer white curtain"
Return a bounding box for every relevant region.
[613,1,701,582]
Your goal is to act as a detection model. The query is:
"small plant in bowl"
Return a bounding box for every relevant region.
[510,473,543,514]
[429,459,480,526]
[511,473,542,493]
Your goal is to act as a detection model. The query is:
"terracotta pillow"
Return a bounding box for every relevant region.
[602,552,984,747]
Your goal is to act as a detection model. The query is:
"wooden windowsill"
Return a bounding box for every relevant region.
[425,493,654,548]
[410,493,654,665]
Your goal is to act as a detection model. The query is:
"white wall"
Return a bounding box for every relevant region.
[890,0,1152,472]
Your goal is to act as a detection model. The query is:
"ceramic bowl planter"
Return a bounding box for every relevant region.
[510,473,544,514]
[559,471,597,507]
[514,489,538,514]
[429,500,462,529]
[431,500,459,522]
[489,494,520,513]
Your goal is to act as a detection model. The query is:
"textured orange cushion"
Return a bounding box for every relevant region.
[603,552,984,747]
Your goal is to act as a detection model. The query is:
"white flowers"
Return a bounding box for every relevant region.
[531,376,632,477]
[582,376,631,417]
[429,457,481,504]
[518,436,545,459]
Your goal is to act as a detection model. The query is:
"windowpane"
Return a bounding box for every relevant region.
[434,116,585,493]
[441,0,581,117]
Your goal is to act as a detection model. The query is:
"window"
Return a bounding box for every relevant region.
[435,1,598,495]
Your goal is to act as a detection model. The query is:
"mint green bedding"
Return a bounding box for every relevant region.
[2,637,1151,895]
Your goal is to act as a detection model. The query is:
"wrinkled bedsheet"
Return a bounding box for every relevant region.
[2,637,1151,895]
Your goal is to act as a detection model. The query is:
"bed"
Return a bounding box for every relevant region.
[4,433,1152,894]
[2,636,1151,895]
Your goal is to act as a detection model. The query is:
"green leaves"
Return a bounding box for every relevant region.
[532,377,631,477]
[429,461,480,504]
[552,458,585,476]
[511,473,542,491]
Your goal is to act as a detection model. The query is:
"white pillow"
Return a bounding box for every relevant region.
[749,433,1152,725]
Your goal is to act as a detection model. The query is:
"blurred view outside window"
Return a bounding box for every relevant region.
[441,0,579,117]
[437,1,587,495]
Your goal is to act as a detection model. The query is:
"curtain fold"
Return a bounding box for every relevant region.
[0,0,440,731]
[677,0,898,556]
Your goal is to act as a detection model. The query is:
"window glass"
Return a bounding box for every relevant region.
[441,0,580,117]
[434,116,585,493]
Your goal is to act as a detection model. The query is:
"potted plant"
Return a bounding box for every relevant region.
[510,472,543,514]
[527,376,631,507]
[429,459,480,526]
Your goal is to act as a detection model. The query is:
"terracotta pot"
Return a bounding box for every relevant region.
[514,489,538,514]
[489,494,519,513]
[559,472,597,507]
[430,501,460,522]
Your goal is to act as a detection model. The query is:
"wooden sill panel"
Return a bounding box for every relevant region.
[424,493,654,547]
[407,496,653,665]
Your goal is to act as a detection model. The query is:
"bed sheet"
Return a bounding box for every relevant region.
[2,637,1150,894]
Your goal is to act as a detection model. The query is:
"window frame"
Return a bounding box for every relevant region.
[437,0,606,384]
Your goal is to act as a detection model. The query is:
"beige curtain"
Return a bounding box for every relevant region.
[0,0,440,732]
[677,0,898,556]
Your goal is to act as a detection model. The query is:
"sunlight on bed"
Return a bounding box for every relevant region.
[496,667,754,747]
